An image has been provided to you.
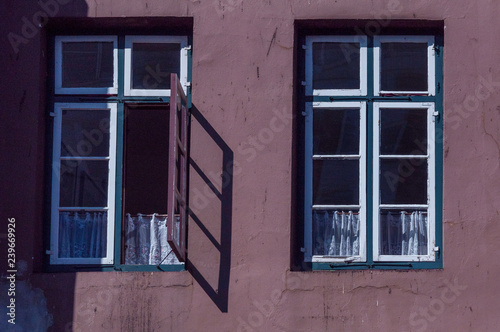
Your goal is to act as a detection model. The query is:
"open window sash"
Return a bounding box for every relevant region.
[167,73,189,262]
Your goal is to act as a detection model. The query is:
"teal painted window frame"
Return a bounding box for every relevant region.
[47,33,192,272]
[301,33,443,270]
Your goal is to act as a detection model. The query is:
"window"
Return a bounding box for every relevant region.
[48,34,191,270]
[301,34,442,269]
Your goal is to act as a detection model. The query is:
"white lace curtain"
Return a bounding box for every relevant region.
[383,211,427,255]
[313,210,360,256]
[124,214,179,265]
[59,211,107,258]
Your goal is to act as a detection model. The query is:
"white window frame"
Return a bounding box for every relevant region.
[304,101,367,263]
[305,36,368,96]
[50,103,117,265]
[372,102,436,262]
[124,35,189,97]
[55,36,118,95]
[373,35,435,96]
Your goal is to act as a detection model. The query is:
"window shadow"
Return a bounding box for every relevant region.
[186,105,233,312]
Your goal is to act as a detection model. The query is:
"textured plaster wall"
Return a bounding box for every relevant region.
[1,0,500,331]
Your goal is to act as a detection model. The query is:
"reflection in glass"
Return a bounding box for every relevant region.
[313,108,360,155]
[61,110,110,157]
[380,108,427,155]
[62,42,114,88]
[60,160,109,207]
[379,210,427,255]
[313,42,360,90]
[381,42,427,92]
[313,160,359,205]
[132,43,180,89]
[380,159,427,204]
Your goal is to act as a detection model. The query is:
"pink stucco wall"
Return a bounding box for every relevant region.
[2,0,500,331]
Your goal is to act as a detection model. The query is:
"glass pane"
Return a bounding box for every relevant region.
[380,108,427,155]
[132,43,180,89]
[313,108,360,155]
[379,209,428,255]
[380,159,427,204]
[313,160,359,205]
[60,160,109,207]
[312,210,360,256]
[61,110,110,157]
[380,43,427,91]
[62,42,114,88]
[313,42,360,90]
[58,211,107,258]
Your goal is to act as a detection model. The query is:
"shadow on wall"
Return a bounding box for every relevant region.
[186,105,233,312]
[1,1,89,331]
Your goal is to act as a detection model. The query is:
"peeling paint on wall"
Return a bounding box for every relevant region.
[0,280,53,331]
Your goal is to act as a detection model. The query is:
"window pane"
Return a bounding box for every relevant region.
[380,108,427,155]
[312,210,360,256]
[60,160,109,207]
[61,110,110,157]
[62,42,114,88]
[132,43,180,89]
[58,211,107,258]
[380,43,427,91]
[313,108,360,155]
[379,209,428,255]
[313,42,360,90]
[380,158,427,204]
[313,160,359,205]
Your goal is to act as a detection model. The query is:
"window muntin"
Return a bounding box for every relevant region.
[374,36,435,96]
[304,102,367,263]
[305,36,367,96]
[55,36,118,95]
[50,103,117,264]
[124,36,188,96]
[373,102,436,262]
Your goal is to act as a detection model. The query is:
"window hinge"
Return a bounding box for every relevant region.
[432,44,440,56]
[49,112,56,117]
[433,246,440,252]
[185,45,192,51]
[45,250,54,255]
[301,81,307,86]
[433,111,440,122]
[300,247,306,253]
[302,45,308,50]
[301,111,308,116]
[185,82,192,87]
